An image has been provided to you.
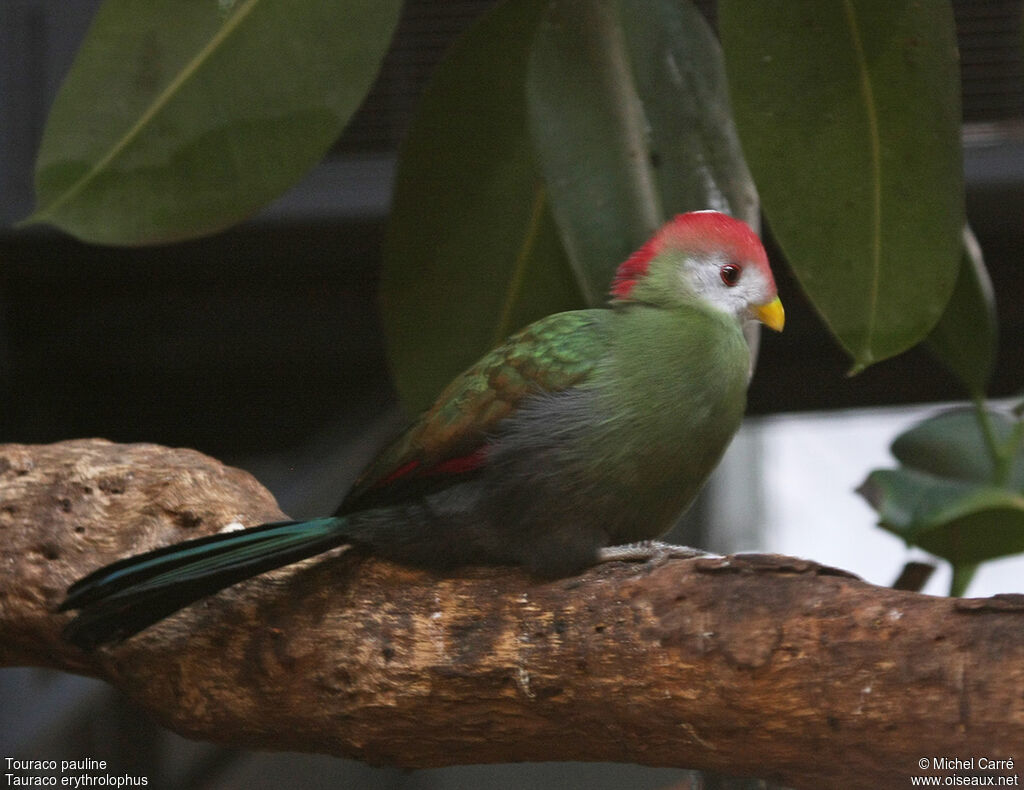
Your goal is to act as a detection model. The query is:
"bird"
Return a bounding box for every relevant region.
[59,210,784,649]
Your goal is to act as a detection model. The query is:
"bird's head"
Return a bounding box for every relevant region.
[610,211,785,332]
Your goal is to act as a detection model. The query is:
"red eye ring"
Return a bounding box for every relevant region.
[720,263,742,287]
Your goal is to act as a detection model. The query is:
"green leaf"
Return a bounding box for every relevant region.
[720,0,964,370]
[891,407,1024,491]
[527,0,758,304]
[25,0,400,245]
[925,226,998,398]
[382,0,583,413]
[859,467,1024,568]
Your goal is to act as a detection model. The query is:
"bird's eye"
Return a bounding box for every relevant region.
[720,263,742,287]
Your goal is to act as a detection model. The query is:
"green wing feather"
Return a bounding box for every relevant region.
[339,310,609,512]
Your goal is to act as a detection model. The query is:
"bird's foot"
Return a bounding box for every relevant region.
[597,540,714,569]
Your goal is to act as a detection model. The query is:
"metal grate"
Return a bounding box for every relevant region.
[953,0,1024,122]
[334,0,500,152]
[334,0,1024,156]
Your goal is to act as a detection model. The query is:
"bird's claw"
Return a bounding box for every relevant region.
[597,540,713,569]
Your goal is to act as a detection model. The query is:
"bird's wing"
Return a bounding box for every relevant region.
[337,310,608,513]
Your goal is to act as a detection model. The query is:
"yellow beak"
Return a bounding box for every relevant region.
[754,296,785,332]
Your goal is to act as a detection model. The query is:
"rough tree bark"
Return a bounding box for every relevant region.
[1,439,1022,790]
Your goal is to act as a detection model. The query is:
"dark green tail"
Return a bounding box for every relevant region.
[60,517,350,649]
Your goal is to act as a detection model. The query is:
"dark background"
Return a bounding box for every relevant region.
[1,1,1022,788]
[1,0,1022,465]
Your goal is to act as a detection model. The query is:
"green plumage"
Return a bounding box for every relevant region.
[59,211,781,648]
[582,301,750,542]
[343,311,606,511]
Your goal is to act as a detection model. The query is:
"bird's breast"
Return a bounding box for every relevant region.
[580,305,751,536]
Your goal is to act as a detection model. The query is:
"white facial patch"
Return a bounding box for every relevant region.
[682,253,774,322]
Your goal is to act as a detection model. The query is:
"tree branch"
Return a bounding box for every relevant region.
[2,439,1023,789]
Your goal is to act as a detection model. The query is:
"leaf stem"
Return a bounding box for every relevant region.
[972,395,1013,487]
[949,562,977,598]
[1004,419,1024,484]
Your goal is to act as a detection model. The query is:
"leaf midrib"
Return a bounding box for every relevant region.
[32,0,262,223]
[842,0,882,368]
[492,183,550,346]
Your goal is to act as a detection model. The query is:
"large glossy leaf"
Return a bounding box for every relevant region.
[925,227,998,398]
[382,0,583,413]
[528,0,758,304]
[720,0,964,371]
[25,0,400,245]
[859,467,1024,567]
[890,407,1024,491]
